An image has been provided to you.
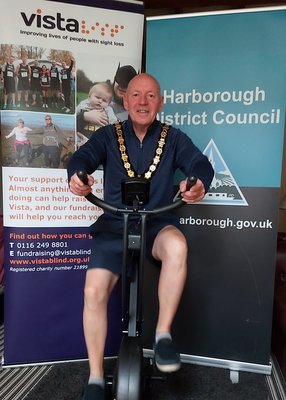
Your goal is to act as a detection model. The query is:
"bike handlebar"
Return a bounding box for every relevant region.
[77,170,197,215]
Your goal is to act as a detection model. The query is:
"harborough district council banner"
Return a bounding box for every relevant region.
[0,0,144,366]
[144,8,286,373]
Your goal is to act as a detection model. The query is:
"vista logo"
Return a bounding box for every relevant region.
[20,8,124,37]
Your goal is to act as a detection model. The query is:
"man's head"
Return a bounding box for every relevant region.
[123,73,164,131]
[8,55,15,64]
[89,83,113,110]
[113,64,137,105]
[45,115,52,125]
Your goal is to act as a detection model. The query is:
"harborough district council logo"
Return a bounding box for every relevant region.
[201,139,248,206]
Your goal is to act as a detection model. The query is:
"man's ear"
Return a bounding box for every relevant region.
[123,95,129,111]
[158,96,164,112]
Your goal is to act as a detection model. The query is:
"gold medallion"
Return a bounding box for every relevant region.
[115,121,169,180]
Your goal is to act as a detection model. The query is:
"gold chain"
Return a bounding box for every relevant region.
[115,121,169,179]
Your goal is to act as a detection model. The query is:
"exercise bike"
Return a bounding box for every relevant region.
[77,171,197,400]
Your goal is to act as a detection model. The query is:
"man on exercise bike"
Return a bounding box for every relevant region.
[67,73,214,400]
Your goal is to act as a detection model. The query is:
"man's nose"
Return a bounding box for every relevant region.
[139,95,147,104]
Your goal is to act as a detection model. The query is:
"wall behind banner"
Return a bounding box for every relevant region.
[144,8,286,372]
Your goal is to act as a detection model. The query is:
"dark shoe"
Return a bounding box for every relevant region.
[83,383,105,400]
[154,338,181,373]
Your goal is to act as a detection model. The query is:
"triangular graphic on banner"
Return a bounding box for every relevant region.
[200,139,248,206]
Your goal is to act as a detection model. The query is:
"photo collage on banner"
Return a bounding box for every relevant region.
[144,8,286,373]
[0,0,144,365]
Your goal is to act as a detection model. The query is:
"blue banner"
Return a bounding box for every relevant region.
[145,8,286,372]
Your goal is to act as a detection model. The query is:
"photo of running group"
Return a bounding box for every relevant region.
[0,44,140,169]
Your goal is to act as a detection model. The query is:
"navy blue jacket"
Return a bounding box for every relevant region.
[67,118,214,211]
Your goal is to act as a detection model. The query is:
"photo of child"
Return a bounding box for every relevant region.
[76,82,118,145]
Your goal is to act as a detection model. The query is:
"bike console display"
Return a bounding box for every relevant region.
[121,178,150,206]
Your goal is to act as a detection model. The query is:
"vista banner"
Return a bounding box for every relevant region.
[145,8,286,374]
[1,0,144,366]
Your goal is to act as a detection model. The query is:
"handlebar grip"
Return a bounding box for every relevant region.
[186,176,197,190]
[75,170,192,215]
[77,170,88,185]
[76,170,119,214]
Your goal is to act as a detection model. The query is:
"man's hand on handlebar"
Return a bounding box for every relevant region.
[69,172,94,196]
[179,178,205,203]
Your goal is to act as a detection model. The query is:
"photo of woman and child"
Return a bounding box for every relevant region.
[76,63,138,147]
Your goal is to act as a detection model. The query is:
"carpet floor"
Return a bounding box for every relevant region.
[25,358,270,400]
[0,325,52,400]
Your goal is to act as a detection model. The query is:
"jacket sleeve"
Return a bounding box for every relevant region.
[173,129,214,193]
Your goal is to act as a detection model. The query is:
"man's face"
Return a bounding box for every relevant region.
[45,116,52,125]
[123,74,163,129]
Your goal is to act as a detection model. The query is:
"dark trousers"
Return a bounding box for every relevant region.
[62,83,71,108]
[43,145,60,168]
[15,143,30,163]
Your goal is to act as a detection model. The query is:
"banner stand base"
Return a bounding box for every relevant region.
[144,348,272,382]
